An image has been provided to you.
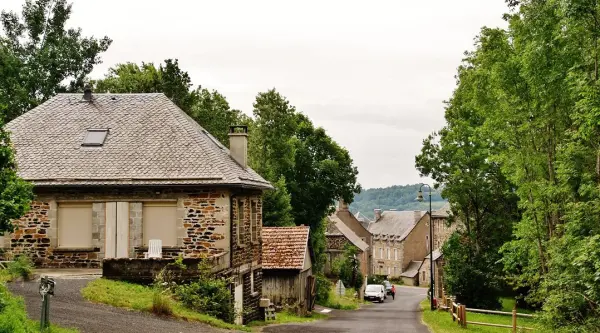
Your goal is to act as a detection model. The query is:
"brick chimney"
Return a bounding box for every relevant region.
[229,125,248,168]
[374,209,382,221]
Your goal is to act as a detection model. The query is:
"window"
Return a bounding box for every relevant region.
[379,247,383,259]
[250,200,258,243]
[143,202,177,246]
[394,266,398,276]
[387,248,390,260]
[422,271,426,282]
[82,129,108,146]
[237,199,244,244]
[58,203,93,248]
[387,266,391,275]
[394,248,398,261]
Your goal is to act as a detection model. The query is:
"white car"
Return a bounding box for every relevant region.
[364,284,386,303]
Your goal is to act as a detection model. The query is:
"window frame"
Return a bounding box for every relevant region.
[82,129,109,146]
[394,248,398,261]
[57,202,93,248]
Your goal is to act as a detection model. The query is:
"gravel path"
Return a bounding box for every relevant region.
[8,277,228,333]
[263,286,431,333]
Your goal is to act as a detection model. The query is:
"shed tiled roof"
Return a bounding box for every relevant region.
[6,93,271,188]
[262,226,310,270]
[326,215,369,252]
[369,210,426,240]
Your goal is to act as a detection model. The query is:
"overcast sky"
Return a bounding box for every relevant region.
[4,0,509,189]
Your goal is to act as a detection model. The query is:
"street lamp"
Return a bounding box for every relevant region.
[417,184,434,311]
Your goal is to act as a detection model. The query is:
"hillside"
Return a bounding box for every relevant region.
[349,184,446,219]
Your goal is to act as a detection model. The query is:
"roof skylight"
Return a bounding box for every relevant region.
[82,129,108,146]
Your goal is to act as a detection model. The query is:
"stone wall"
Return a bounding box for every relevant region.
[7,187,231,268]
[242,269,263,323]
[371,238,404,277]
[402,215,429,270]
[432,216,459,250]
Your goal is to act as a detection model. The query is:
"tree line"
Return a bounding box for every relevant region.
[0,0,361,273]
[416,1,600,331]
[349,184,446,219]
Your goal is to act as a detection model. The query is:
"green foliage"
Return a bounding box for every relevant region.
[0,117,33,234]
[261,176,294,227]
[349,184,446,219]
[251,89,361,271]
[443,233,502,310]
[174,258,234,323]
[0,282,77,333]
[417,0,600,329]
[93,60,198,113]
[7,255,33,281]
[151,288,173,316]
[0,0,111,121]
[332,244,363,290]
[367,275,387,285]
[315,274,332,304]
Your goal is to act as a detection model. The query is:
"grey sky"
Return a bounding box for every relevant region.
[4,0,508,189]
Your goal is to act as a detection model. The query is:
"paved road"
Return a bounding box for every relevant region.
[264,286,430,333]
[9,277,225,333]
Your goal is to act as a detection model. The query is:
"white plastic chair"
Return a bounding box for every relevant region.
[148,239,162,259]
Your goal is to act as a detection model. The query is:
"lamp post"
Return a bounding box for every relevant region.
[417,184,434,311]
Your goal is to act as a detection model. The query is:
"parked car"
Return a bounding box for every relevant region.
[364,284,386,303]
[383,280,396,300]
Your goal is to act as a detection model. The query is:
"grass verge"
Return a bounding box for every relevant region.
[318,287,364,310]
[420,299,540,333]
[81,278,249,331]
[248,311,327,327]
[0,268,78,333]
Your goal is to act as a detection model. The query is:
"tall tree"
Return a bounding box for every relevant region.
[0,109,33,233]
[251,89,361,271]
[0,0,111,121]
[93,60,198,113]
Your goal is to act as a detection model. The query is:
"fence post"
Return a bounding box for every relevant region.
[451,303,455,322]
[461,305,467,328]
[512,307,517,333]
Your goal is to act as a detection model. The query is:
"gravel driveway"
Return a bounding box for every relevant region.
[8,277,228,333]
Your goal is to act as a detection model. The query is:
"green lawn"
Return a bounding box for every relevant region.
[500,297,535,314]
[420,300,540,333]
[318,287,366,310]
[82,278,250,332]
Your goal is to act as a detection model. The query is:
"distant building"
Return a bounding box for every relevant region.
[369,210,429,277]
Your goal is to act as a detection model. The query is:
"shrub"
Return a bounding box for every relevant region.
[0,283,33,333]
[8,255,33,281]
[315,274,332,304]
[176,278,233,323]
[367,275,387,285]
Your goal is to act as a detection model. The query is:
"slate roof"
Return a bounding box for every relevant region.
[400,261,424,278]
[369,210,427,240]
[6,93,271,188]
[424,249,443,261]
[433,203,451,217]
[326,215,369,252]
[262,226,310,270]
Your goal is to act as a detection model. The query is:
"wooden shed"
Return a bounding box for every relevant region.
[262,226,314,315]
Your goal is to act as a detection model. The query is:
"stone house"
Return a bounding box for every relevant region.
[431,203,458,250]
[331,200,373,274]
[325,214,369,278]
[369,209,429,277]
[420,249,443,298]
[262,226,313,315]
[2,91,272,323]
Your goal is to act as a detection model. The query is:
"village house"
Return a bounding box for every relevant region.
[1,91,272,323]
[261,226,313,315]
[369,209,429,277]
[325,214,369,278]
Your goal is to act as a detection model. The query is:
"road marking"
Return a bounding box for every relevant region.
[320,309,332,313]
